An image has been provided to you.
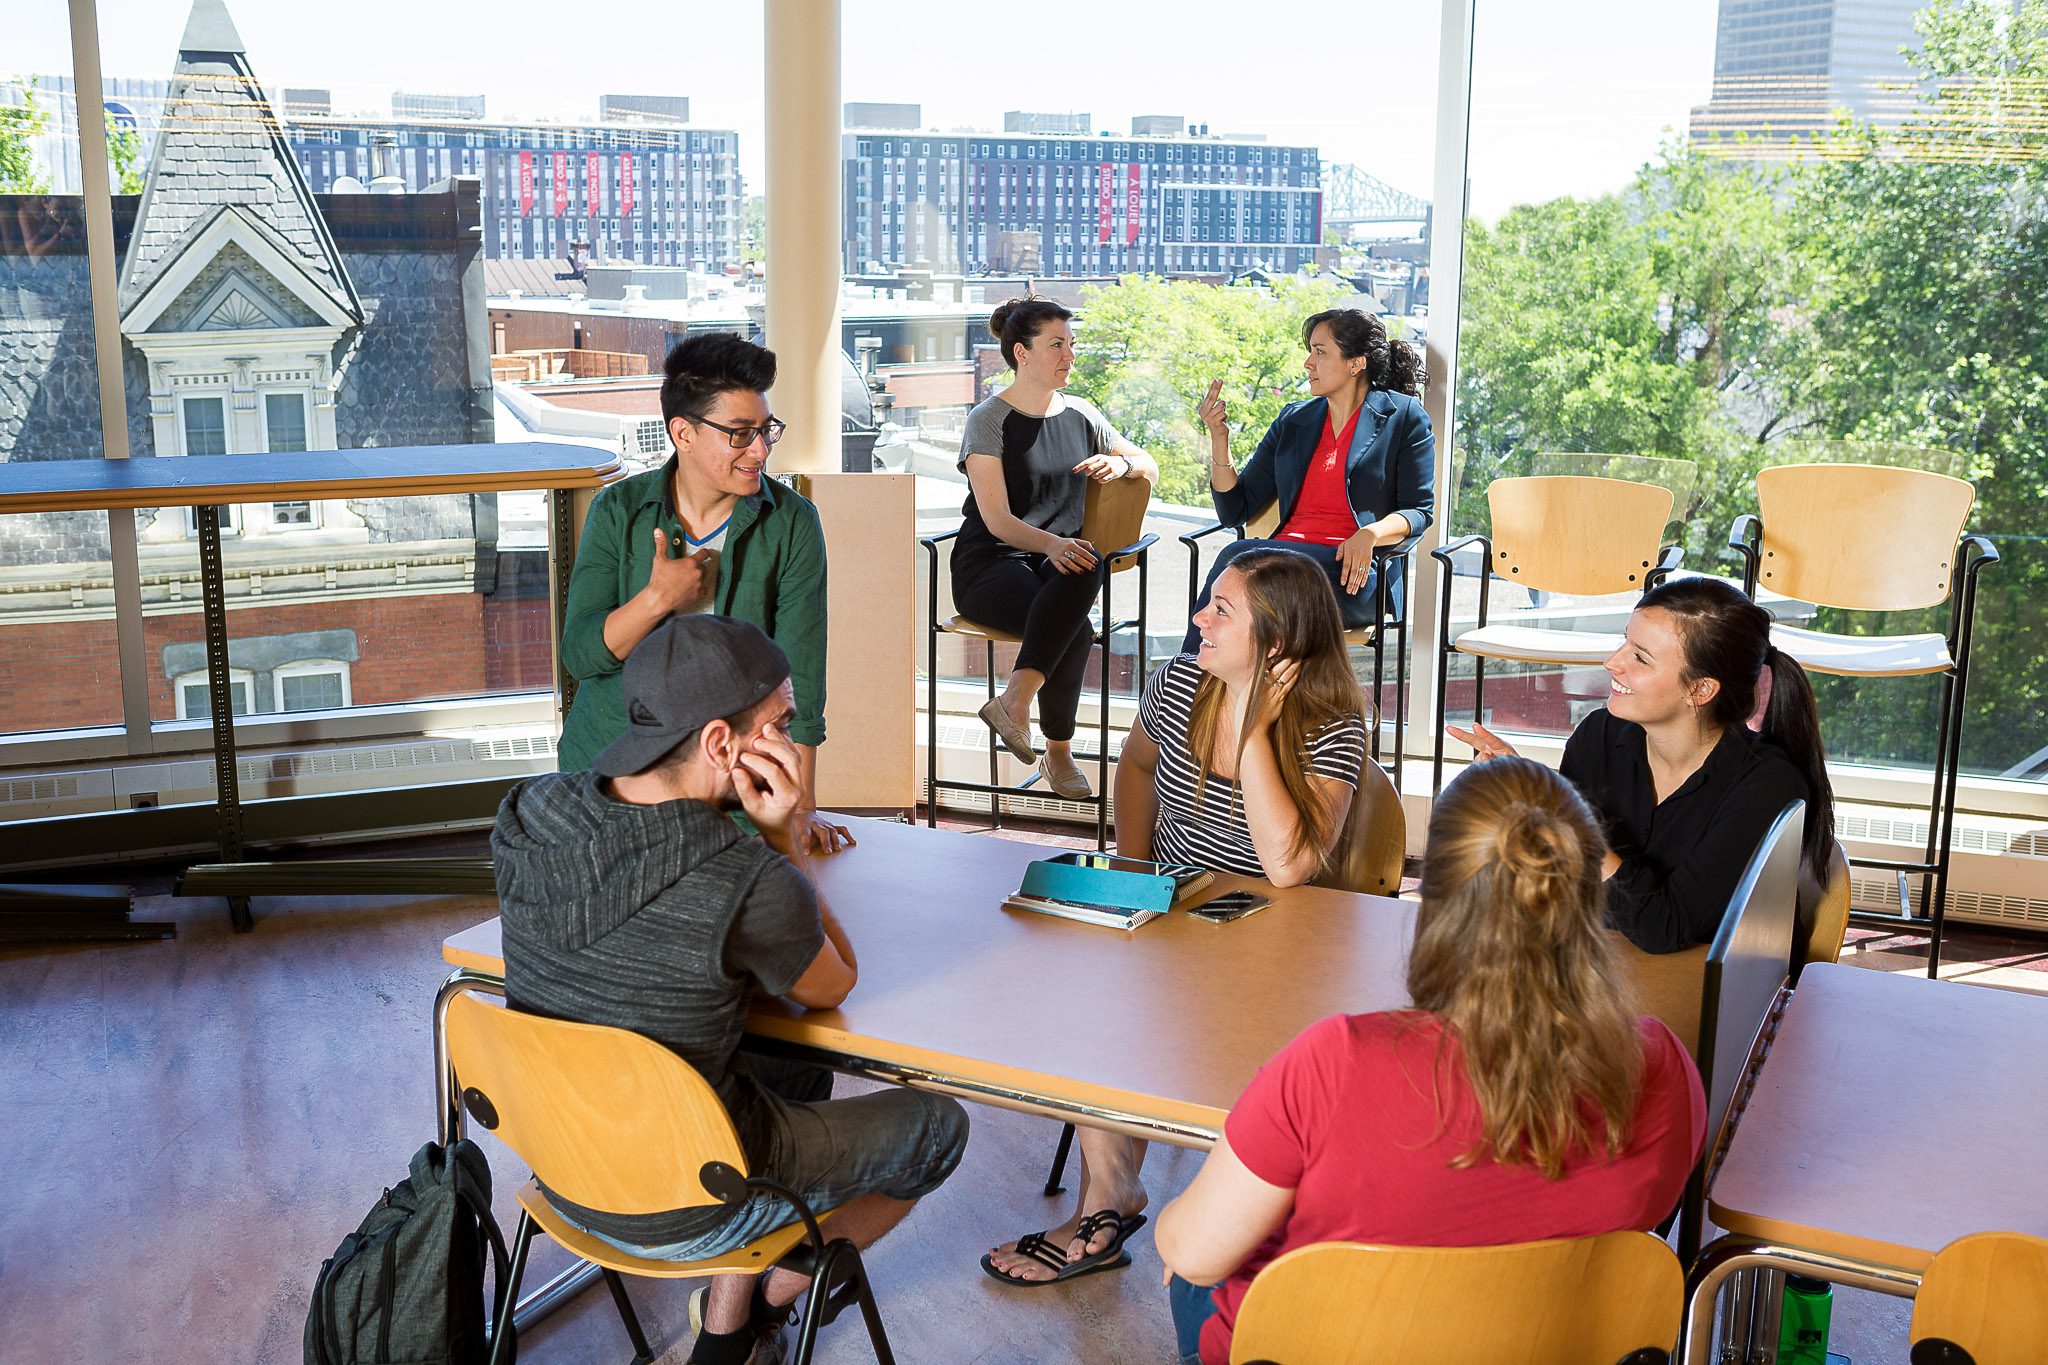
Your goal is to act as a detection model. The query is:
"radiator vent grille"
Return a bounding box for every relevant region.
[0,774,80,804]
[1849,875,2048,929]
[1837,809,2048,857]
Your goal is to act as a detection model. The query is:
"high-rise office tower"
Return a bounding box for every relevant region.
[1690,0,1926,148]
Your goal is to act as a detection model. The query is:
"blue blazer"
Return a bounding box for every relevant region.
[1212,390,1437,611]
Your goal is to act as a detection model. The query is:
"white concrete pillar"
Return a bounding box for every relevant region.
[764,0,843,476]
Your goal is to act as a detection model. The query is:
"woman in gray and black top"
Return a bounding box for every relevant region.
[953,297,1156,799]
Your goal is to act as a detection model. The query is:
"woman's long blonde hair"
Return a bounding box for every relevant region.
[1187,548,1369,873]
[1408,757,1645,1179]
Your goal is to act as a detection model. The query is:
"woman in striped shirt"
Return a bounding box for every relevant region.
[983,547,1369,1287]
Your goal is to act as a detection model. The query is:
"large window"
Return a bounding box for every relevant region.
[1449,0,2048,792]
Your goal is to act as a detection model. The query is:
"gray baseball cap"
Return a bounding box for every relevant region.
[590,615,792,778]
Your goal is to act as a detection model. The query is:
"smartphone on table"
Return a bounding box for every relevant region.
[1186,890,1271,924]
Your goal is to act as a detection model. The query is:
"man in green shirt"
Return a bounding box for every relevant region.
[558,332,851,853]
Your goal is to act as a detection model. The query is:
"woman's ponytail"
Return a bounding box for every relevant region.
[1761,646,1837,878]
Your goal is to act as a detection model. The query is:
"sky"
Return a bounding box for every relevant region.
[13,0,1723,221]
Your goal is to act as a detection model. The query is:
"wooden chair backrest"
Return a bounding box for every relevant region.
[1800,841,1853,975]
[1910,1232,2048,1365]
[1315,758,1405,897]
[1614,937,1710,1058]
[1486,476,1674,598]
[444,990,745,1215]
[1754,463,1974,611]
[1245,499,1282,539]
[1229,1233,1682,1364]
[1530,451,1699,523]
[1082,473,1153,573]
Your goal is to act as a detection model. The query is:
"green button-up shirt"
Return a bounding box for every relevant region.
[557,458,828,771]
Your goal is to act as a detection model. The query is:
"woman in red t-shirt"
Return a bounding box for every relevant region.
[1155,757,1705,1365]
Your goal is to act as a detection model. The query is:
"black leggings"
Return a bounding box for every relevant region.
[951,553,1099,742]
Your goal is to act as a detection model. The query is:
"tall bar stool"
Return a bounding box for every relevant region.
[1179,505,1422,787]
[1431,475,1683,793]
[921,476,1155,850]
[1725,461,1998,977]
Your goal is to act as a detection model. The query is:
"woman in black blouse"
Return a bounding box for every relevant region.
[952,297,1156,799]
[1449,577,1835,953]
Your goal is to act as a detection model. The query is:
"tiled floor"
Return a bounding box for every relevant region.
[1,816,2038,1362]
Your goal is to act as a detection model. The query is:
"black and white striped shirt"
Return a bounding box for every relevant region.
[1137,654,1367,878]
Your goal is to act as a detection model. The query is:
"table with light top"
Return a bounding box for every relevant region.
[0,445,620,929]
[1680,962,2048,1363]
[437,815,1420,1149]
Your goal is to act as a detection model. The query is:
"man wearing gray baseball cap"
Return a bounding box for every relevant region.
[492,616,969,1365]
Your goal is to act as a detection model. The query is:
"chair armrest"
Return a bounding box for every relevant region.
[1961,533,2000,572]
[1103,531,1158,565]
[1431,533,1493,636]
[1175,520,1237,551]
[1428,532,1488,571]
[1726,514,1761,595]
[921,528,960,627]
[1180,520,1241,615]
[1375,527,1426,562]
[1646,543,1685,589]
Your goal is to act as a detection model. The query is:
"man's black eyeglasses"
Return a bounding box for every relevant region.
[693,416,787,450]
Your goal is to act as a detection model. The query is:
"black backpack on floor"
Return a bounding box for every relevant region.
[305,1139,514,1365]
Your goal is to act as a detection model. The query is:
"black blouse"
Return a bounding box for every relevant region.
[1559,708,1809,954]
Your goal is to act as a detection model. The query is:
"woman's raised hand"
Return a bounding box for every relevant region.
[1444,721,1520,761]
[1251,656,1300,733]
[1197,378,1229,436]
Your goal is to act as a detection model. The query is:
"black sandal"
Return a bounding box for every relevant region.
[978,1210,1148,1287]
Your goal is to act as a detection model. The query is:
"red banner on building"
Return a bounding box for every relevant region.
[1125,163,1141,245]
[620,154,635,215]
[552,151,568,216]
[518,150,533,216]
[1097,163,1114,244]
[586,152,601,214]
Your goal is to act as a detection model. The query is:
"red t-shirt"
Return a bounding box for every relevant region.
[1199,1011,1704,1365]
[1276,406,1363,547]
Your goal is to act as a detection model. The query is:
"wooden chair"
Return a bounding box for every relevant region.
[1315,753,1406,897]
[442,990,893,1365]
[1797,840,1853,981]
[1681,800,1805,1263]
[1228,1232,1682,1364]
[922,474,1156,850]
[1431,476,1682,793]
[1181,505,1422,787]
[1909,1232,2048,1365]
[1727,462,1998,976]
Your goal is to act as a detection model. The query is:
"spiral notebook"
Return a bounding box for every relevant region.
[1002,853,1214,931]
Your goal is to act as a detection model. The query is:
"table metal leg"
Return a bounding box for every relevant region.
[1681,1236,1921,1365]
[196,503,251,932]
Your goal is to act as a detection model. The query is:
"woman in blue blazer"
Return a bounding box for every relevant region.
[1183,309,1435,651]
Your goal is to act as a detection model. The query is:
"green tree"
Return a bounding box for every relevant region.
[1,77,51,193]
[108,123,144,195]
[1779,0,2048,772]
[1065,273,1352,507]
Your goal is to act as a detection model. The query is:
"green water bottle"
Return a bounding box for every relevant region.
[1778,1274,1833,1365]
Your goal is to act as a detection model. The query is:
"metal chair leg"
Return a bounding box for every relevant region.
[985,641,1001,829]
[1044,1122,1077,1196]
[926,623,939,829]
[600,1267,654,1365]
[487,1213,535,1365]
